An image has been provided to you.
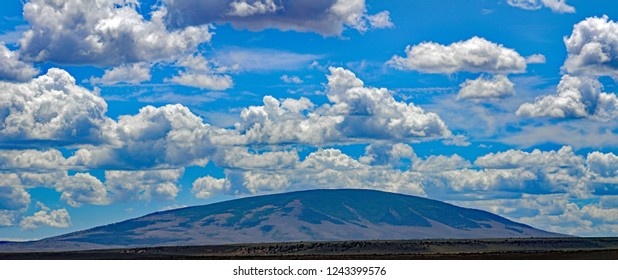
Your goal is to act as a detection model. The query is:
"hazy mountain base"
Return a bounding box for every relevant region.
[1,238,618,260]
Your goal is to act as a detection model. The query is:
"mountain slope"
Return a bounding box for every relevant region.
[0,189,564,252]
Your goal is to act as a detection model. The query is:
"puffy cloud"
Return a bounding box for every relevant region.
[324,67,451,139]
[507,0,575,14]
[0,42,38,82]
[366,11,394,29]
[457,75,515,101]
[426,168,570,201]
[475,146,584,169]
[508,0,544,11]
[0,157,110,208]
[461,194,618,237]
[596,93,618,120]
[196,146,460,199]
[0,210,18,226]
[0,149,109,208]
[326,66,365,96]
[442,135,471,147]
[563,16,618,79]
[174,53,214,72]
[0,149,66,171]
[0,187,31,211]
[387,37,527,74]
[299,148,363,170]
[431,168,540,196]
[164,0,392,36]
[188,145,607,202]
[280,75,303,84]
[525,54,547,64]
[166,53,234,90]
[105,169,184,202]
[541,0,575,13]
[192,176,230,199]
[587,151,618,178]
[359,143,415,166]
[68,104,243,169]
[0,171,66,190]
[237,96,341,144]
[518,200,618,236]
[471,146,585,194]
[19,0,212,66]
[0,150,191,206]
[585,152,618,195]
[236,68,451,144]
[206,145,590,201]
[228,0,279,17]
[56,173,109,207]
[0,68,113,147]
[411,145,592,202]
[190,146,426,197]
[19,204,71,230]
[232,148,426,196]
[452,194,568,221]
[90,63,151,85]
[516,75,618,120]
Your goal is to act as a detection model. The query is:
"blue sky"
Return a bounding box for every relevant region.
[2,0,618,240]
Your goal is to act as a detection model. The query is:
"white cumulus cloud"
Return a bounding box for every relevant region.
[525,54,547,64]
[388,37,527,74]
[105,169,184,202]
[563,16,618,80]
[230,148,426,196]
[90,63,152,85]
[57,173,109,207]
[19,205,71,230]
[475,146,584,169]
[457,75,515,101]
[19,0,212,66]
[359,143,415,166]
[164,0,392,36]
[67,104,243,169]
[236,67,451,145]
[0,149,66,171]
[280,75,303,84]
[507,0,575,14]
[0,187,31,211]
[366,11,394,29]
[516,75,618,120]
[166,53,234,90]
[228,0,279,17]
[192,176,230,199]
[0,68,114,147]
[0,42,38,82]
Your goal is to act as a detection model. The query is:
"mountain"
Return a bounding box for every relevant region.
[0,189,564,252]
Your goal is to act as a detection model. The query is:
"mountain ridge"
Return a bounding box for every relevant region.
[0,189,565,252]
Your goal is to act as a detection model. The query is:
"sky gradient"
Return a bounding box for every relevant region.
[2,0,618,240]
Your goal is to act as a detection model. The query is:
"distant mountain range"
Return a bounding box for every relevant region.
[0,189,564,252]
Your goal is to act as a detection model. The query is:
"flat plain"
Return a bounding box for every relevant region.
[1,237,617,260]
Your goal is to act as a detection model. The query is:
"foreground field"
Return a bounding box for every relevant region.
[1,237,618,260]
